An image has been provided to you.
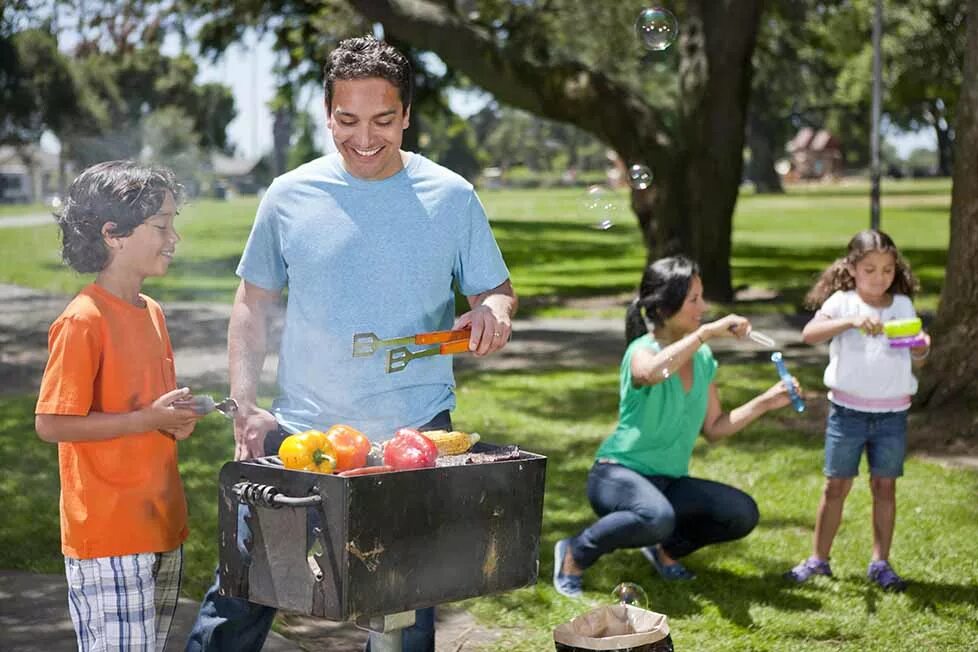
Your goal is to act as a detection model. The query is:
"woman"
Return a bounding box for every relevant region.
[553,256,799,597]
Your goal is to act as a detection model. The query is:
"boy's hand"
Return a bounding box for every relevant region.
[146,387,200,436]
[850,314,883,335]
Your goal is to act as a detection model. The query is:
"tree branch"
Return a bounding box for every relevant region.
[346,0,670,162]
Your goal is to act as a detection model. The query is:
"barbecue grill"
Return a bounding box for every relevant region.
[217,443,547,648]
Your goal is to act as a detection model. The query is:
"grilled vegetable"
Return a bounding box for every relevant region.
[278,430,336,474]
[325,424,371,471]
[383,428,438,470]
[423,430,480,456]
[337,465,394,477]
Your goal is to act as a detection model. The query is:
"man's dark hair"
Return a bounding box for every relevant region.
[324,36,413,112]
[56,160,183,273]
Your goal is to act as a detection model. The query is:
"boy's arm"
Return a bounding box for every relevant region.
[36,387,197,442]
[228,279,281,460]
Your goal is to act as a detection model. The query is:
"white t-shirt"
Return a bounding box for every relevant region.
[818,290,918,412]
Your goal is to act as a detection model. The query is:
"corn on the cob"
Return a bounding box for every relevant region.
[424,430,480,456]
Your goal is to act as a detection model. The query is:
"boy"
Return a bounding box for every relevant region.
[35,160,200,651]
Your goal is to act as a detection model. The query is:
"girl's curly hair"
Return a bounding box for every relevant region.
[804,229,918,310]
[55,160,183,273]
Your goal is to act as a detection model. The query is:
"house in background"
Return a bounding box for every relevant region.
[0,145,66,203]
[210,152,268,197]
[785,127,844,180]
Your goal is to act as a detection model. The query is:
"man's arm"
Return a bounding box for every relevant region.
[228,279,282,459]
[456,279,518,356]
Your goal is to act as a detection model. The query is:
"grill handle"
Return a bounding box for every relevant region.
[232,481,322,509]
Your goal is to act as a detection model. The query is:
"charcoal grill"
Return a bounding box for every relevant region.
[217,443,546,640]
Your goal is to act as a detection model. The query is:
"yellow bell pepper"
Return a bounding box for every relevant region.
[278,430,337,474]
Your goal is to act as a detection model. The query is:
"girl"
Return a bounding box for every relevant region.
[785,230,930,592]
[553,255,798,598]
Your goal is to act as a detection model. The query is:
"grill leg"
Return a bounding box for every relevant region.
[368,630,402,652]
[359,611,416,652]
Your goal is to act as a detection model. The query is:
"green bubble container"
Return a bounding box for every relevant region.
[883,318,921,338]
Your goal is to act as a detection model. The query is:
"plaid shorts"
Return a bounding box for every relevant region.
[65,546,183,651]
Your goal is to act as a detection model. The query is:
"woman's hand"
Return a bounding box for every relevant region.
[759,377,802,411]
[699,314,750,341]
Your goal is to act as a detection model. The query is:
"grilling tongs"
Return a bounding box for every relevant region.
[352,327,472,373]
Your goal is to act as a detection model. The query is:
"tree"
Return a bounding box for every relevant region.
[917,0,978,430]
[343,0,763,300]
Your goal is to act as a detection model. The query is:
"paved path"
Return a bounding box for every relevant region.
[0,212,54,228]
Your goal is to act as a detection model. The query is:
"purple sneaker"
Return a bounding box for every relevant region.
[867,560,907,592]
[783,556,832,583]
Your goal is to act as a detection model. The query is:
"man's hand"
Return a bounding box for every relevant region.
[459,279,517,356]
[233,404,278,460]
[454,304,512,356]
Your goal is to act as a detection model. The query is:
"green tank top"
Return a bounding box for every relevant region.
[595,334,718,477]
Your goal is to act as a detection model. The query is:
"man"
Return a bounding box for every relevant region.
[186,36,516,652]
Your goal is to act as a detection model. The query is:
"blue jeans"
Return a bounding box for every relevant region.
[824,403,907,478]
[568,461,759,569]
[186,411,452,652]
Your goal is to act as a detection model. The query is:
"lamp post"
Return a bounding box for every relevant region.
[870,0,883,230]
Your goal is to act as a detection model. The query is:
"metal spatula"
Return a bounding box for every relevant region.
[386,339,471,373]
[352,327,471,357]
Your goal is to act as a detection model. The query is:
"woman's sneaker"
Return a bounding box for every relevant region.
[867,560,907,592]
[552,538,583,598]
[784,556,832,583]
[641,545,696,580]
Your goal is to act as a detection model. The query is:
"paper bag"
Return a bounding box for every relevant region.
[553,604,674,651]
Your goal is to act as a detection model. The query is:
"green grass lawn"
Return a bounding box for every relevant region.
[0,179,950,313]
[1,179,970,650]
[3,362,976,650]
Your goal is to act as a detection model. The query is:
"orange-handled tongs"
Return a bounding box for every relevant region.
[352,327,472,373]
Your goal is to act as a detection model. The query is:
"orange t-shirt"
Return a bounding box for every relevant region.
[36,283,188,559]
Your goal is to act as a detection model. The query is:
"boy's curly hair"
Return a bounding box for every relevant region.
[804,229,918,310]
[56,160,183,273]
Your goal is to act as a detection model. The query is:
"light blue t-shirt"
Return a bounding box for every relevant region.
[236,152,509,440]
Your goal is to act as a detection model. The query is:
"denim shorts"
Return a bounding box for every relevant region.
[824,402,907,478]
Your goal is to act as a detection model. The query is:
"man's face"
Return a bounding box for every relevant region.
[327,78,410,180]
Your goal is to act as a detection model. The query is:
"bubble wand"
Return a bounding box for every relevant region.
[771,352,805,413]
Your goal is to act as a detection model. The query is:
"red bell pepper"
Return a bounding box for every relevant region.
[383,428,438,470]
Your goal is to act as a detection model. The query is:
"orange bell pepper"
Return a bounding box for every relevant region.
[278,430,336,474]
[325,424,372,471]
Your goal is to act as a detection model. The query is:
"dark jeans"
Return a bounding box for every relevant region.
[568,461,759,569]
[185,411,452,652]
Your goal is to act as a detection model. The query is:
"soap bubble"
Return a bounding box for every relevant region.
[628,164,653,190]
[583,185,618,230]
[635,7,679,52]
[611,581,649,608]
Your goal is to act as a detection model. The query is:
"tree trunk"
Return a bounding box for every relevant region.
[934,115,954,177]
[918,0,978,425]
[747,109,785,194]
[347,0,762,301]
